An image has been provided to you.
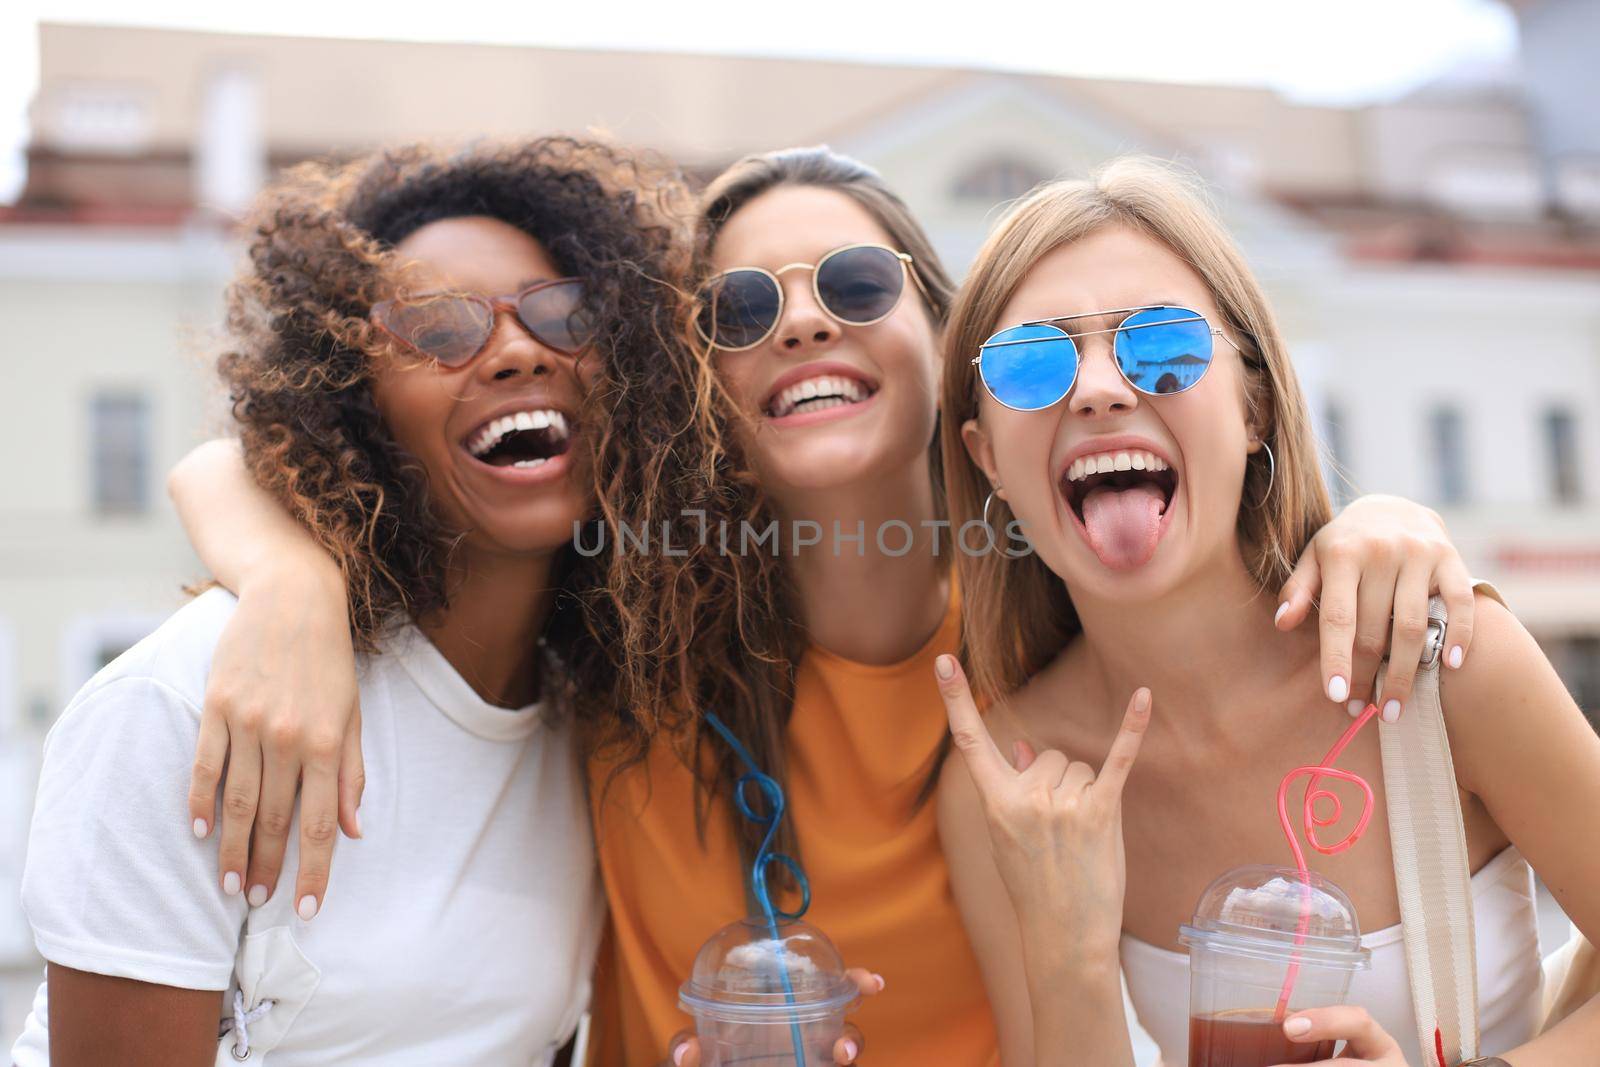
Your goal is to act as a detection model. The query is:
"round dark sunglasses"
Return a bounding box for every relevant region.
[696,243,928,351]
[973,305,1242,411]
[370,278,593,367]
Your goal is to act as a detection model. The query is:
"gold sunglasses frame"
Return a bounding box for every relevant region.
[970,304,1243,412]
[696,242,929,352]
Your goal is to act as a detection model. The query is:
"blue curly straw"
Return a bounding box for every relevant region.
[705,712,811,1066]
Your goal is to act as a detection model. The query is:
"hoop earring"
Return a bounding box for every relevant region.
[983,487,1002,528]
[1250,441,1276,508]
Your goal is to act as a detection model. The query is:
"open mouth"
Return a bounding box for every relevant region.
[464,409,572,470]
[1061,449,1179,570]
[764,373,879,419]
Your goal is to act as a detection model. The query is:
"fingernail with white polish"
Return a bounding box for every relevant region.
[297,895,319,921]
[1382,699,1401,724]
[353,811,363,838]
[672,1043,689,1067]
[247,884,268,908]
[223,871,241,896]
[1448,645,1464,669]
[842,1040,858,1062]
[1274,602,1290,626]
[1347,699,1364,718]
[1284,1016,1312,1037]
[192,818,208,839]
[1327,675,1349,703]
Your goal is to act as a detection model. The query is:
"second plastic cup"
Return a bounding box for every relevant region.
[1180,865,1372,1067]
[679,916,861,1066]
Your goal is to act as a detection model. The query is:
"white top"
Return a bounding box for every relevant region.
[11,588,603,1067]
[1120,845,1545,1066]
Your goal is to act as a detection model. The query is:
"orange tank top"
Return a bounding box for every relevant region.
[587,586,998,1066]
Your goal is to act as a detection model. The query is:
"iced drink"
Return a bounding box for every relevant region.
[1180,866,1370,1067]
[679,917,860,1067]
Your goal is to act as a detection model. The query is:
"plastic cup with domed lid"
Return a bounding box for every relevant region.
[678,915,861,1066]
[1179,865,1371,1067]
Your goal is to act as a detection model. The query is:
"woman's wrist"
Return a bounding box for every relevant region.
[1020,933,1121,991]
[239,547,343,600]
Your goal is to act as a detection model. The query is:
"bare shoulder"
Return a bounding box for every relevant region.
[1439,592,1556,724]
[1438,591,1594,791]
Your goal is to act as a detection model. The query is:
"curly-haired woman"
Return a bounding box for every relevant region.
[9,138,705,1067]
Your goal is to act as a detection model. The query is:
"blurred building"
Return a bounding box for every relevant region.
[2,0,1597,1037]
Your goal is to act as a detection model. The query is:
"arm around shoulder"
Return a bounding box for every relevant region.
[167,437,341,594]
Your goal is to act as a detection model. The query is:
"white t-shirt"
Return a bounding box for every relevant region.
[11,588,603,1066]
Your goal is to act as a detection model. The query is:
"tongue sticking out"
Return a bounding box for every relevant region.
[1081,482,1167,570]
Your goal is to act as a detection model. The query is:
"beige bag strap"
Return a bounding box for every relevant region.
[1376,595,1479,1067]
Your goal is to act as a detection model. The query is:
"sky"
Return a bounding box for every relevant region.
[0,0,1519,202]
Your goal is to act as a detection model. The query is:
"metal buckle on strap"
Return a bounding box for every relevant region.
[1420,617,1447,670]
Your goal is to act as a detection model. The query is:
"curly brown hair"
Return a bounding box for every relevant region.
[217,137,713,733]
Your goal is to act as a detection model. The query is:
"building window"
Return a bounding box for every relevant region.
[1322,399,1353,505]
[952,155,1051,203]
[46,82,154,154]
[1544,408,1582,505]
[91,392,150,515]
[1428,405,1469,506]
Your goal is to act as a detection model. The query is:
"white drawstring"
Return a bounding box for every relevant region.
[222,989,276,1060]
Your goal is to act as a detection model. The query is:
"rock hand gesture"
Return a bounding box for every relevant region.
[935,654,1151,1067]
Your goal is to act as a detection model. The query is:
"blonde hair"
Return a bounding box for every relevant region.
[940,156,1332,704]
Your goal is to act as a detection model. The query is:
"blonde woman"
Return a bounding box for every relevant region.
[934,158,1600,1066]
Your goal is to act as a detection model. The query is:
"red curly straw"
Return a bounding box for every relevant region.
[1273,702,1380,1021]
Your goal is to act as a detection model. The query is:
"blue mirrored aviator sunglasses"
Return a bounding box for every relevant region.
[972,305,1242,412]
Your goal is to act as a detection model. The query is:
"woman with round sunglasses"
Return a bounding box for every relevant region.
[8,138,702,1066]
[934,158,1600,1066]
[161,145,1481,1067]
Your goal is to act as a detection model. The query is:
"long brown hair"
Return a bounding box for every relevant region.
[941,156,1333,706]
[598,146,957,877]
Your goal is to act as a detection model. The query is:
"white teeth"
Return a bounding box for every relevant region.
[1067,450,1170,483]
[512,458,547,469]
[769,373,871,418]
[467,409,570,457]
